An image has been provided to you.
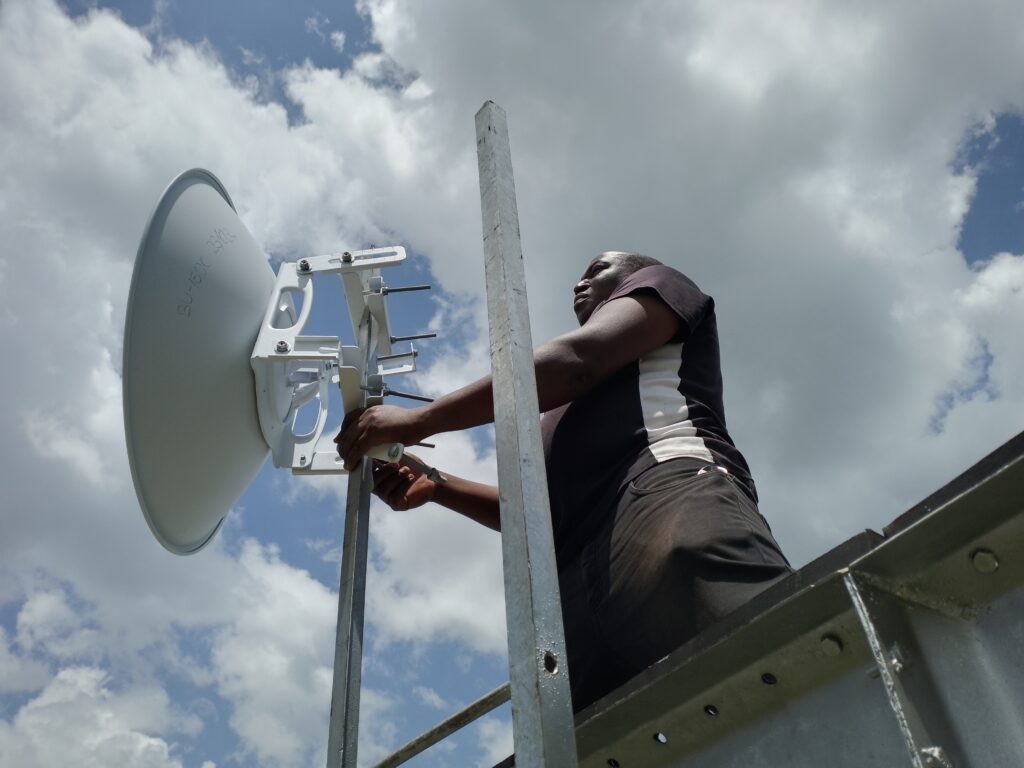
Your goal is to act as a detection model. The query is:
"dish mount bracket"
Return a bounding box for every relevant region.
[250,246,411,474]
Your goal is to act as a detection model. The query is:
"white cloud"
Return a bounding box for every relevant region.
[15,590,101,661]
[365,429,506,656]
[330,30,347,53]
[413,685,448,710]
[0,628,49,695]
[0,667,194,768]
[209,541,335,767]
[304,14,328,43]
[473,713,513,768]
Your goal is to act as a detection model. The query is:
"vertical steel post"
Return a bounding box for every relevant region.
[326,315,375,768]
[475,100,579,766]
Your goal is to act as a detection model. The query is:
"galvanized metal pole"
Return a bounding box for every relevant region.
[326,315,375,768]
[475,100,579,766]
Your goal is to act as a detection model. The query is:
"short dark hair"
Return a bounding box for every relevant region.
[618,252,662,274]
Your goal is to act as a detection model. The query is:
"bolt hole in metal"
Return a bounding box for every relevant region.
[543,651,558,674]
[653,732,668,745]
[607,759,620,767]
[820,633,844,656]
[971,547,999,574]
[704,704,719,717]
[761,672,778,686]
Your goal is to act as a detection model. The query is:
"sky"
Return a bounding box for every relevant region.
[1,0,1023,766]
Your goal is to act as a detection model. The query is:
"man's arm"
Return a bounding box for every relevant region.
[336,293,681,466]
[371,460,501,530]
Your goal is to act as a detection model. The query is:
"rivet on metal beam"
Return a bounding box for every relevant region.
[703,704,719,717]
[761,672,778,686]
[820,633,844,657]
[606,760,620,768]
[653,732,668,744]
[971,548,999,574]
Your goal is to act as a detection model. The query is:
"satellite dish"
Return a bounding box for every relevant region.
[124,169,423,556]
[123,169,275,554]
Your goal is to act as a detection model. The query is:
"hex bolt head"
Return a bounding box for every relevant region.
[299,455,307,465]
[341,251,353,263]
[298,259,311,272]
[820,634,844,657]
[275,340,290,353]
[971,548,999,574]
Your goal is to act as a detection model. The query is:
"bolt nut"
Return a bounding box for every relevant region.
[341,251,353,263]
[971,548,999,574]
[299,455,307,465]
[298,259,311,272]
[275,340,290,353]
[820,634,844,657]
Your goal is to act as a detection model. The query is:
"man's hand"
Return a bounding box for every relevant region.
[371,457,438,511]
[335,405,428,469]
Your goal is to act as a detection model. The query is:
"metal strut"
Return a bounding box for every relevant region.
[476,100,579,766]
[326,314,375,768]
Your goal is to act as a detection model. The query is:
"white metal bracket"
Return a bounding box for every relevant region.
[250,246,413,474]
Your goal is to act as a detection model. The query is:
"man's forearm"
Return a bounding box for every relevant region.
[417,336,591,437]
[432,473,501,531]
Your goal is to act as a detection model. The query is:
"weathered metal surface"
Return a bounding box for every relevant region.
[326,317,376,768]
[372,684,511,768]
[476,100,578,767]
[845,573,956,768]
[570,431,1024,767]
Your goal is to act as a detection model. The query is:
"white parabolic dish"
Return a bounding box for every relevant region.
[123,169,274,554]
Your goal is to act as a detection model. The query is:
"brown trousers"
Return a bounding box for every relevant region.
[558,458,792,712]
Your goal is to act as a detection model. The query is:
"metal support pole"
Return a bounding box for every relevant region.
[326,315,375,768]
[475,100,578,766]
[372,683,512,768]
[844,573,959,768]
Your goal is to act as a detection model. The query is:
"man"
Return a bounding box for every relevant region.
[336,251,791,711]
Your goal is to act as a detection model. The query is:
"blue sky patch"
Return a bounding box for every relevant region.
[957,114,1024,264]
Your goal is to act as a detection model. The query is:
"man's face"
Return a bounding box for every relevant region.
[572,251,634,325]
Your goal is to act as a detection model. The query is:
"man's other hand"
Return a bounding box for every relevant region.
[371,457,437,511]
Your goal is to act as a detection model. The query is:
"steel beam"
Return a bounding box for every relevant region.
[326,316,375,768]
[475,100,578,767]
[372,684,511,768]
